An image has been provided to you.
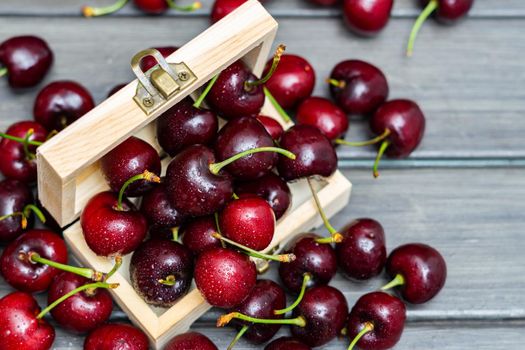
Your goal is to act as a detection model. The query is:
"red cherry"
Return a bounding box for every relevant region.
[180,215,222,255]
[343,0,393,36]
[165,332,218,350]
[211,0,267,23]
[140,180,187,233]
[296,96,349,141]
[84,323,149,350]
[256,115,284,141]
[0,179,34,243]
[265,337,311,350]
[140,46,178,71]
[133,0,168,14]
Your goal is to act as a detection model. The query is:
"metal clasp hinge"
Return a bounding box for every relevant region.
[131,48,197,115]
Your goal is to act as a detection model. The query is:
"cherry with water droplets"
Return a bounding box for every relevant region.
[265,337,311,350]
[0,179,34,243]
[140,180,187,234]
[84,323,149,350]
[256,115,284,141]
[180,215,222,255]
[343,0,393,36]
[165,332,218,350]
[140,46,178,71]
[296,96,349,141]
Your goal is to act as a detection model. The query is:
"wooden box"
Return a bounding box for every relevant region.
[36,1,352,348]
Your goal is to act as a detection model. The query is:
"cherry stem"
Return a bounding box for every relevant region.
[227,325,249,350]
[22,129,36,160]
[0,132,43,147]
[232,193,239,200]
[82,0,128,17]
[381,273,405,291]
[26,252,103,281]
[158,274,176,286]
[171,227,179,242]
[117,170,161,211]
[23,204,46,224]
[36,281,119,319]
[193,74,219,109]
[46,130,58,141]
[166,0,202,11]
[104,256,123,281]
[214,213,227,248]
[347,322,374,350]
[217,312,306,328]
[326,78,346,89]
[212,232,296,263]
[335,129,391,147]
[245,44,286,90]
[274,273,311,315]
[0,67,7,77]
[0,212,26,229]
[209,147,295,175]
[407,0,439,57]
[307,178,343,244]
[373,140,390,178]
[263,86,291,123]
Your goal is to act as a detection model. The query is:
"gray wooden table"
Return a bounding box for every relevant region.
[1,1,524,349]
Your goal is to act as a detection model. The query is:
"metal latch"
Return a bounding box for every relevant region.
[131,48,197,114]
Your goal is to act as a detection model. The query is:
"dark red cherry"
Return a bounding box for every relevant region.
[47,271,113,333]
[0,120,47,183]
[0,229,67,293]
[278,233,337,293]
[385,243,447,304]
[157,97,218,157]
[140,180,187,233]
[277,124,337,181]
[235,172,291,220]
[180,216,222,255]
[329,60,389,116]
[165,332,218,350]
[107,83,127,97]
[0,36,53,88]
[291,285,349,347]
[211,0,263,23]
[165,144,233,217]
[265,337,311,350]
[336,218,387,280]
[346,292,406,350]
[215,116,277,180]
[263,54,315,110]
[370,99,425,158]
[257,115,284,140]
[133,0,168,14]
[80,191,147,256]
[140,46,178,71]
[84,323,149,350]
[0,292,55,350]
[207,60,264,120]
[0,179,34,243]
[343,0,393,36]
[100,136,161,197]
[130,239,193,307]
[33,80,95,131]
[219,197,275,251]
[194,247,257,308]
[296,96,349,141]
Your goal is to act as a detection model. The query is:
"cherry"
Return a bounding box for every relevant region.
[346,292,406,350]
[180,215,222,255]
[235,172,292,220]
[256,115,284,141]
[0,179,34,243]
[328,59,389,116]
[0,36,53,88]
[370,99,425,177]
[211,0,247,23]
[194,247,257,308]
[0,229,67,293]
[343,0,393,36]
[157,97,218,157]
[336,218,387,280]
[263,54,315,110]
[383,243,447,304]
[278,233,337,293]
[277,124,337,181]
[47,271,113,333]
[0,292,55,350]
[83,0,200,16]
[140,180,187,233]
[33,80,95,131]
[214,116,277,180]
[296,96,349,141]
[140,46,178,71]
[130,239,193,307]
[407,0,474,56]
[165,332,218,350]
[101,136,161,197]
[265,337,311,350]
[0,121,47,183]
[81,191,148,256]
[84,323,149,350]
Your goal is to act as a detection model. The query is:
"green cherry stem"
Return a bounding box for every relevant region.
[104,256,123,281]
[232,193,240,200]
[326,78,346,89]
[209,147,295,175]
[117,170,161,211]
[171,227,179,242]
[381,273,405,291]
[347,322,374,350]
[263,86,291,123]
[373,140,390,179]
[158,275,177,286]
[193,74,219,109]
[212,232,296,263]
[24,252,104,281]
[217,312,306,328]
[227,325,249,350]
[36,281,119,319]
[82,0,128,17]
[274,273,311,315]
[0,204,46,229]
[166,0,202,11]
[0,132,43,146]
[0,67,7,77]
[244,44,286,90]
[406,0,439,57]
[22,129,36,160]
[307,178,343,244]
[0,212,27,229]
[335,129,391,147]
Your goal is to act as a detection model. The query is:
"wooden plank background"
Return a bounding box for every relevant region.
[1,0,524,349]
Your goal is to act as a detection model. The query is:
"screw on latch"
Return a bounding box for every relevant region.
[142,97,154,107]
[178,71,189,81]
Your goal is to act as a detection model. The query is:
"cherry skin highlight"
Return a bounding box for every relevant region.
[84,323,149,350]
[257,115,284,140]
[343,0,393,36]
[296,96,349,141]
